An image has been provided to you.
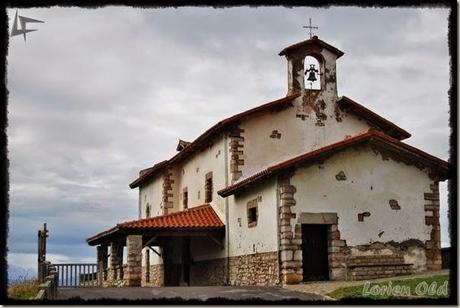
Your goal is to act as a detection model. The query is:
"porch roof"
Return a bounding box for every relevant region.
[86,204,224,246]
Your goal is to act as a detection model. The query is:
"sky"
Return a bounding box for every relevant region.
[6,6,451,281]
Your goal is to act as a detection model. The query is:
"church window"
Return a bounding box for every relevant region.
[183,187,188,209]
[205,172,213,203]
[247,199,258,228]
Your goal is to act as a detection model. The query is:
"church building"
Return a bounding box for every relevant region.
[87,35,448,287]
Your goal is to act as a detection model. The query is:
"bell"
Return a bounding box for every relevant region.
[306,71,317,82]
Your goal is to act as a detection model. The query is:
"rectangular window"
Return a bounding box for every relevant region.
[183,187,188,209]
[205,172,213,203]
[145,204,151,218]
[247,199,258,228]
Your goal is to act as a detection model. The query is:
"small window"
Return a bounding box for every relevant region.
[205,172,213,203]
[145,203,151,218]
[247,199,258,228]
[183,187,188,209]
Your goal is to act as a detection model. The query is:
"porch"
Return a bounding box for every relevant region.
[86,204,225,287]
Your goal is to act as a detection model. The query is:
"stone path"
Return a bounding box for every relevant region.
[284,270,449,298]
[57,286,326,301]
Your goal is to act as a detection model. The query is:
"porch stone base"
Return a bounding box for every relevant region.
[142,264,164,287]
[229,251,279,286]
[190,258,226,286]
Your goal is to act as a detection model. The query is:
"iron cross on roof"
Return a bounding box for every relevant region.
[303,18,318,39]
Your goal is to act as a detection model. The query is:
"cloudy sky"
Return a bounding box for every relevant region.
[6,6,451,280]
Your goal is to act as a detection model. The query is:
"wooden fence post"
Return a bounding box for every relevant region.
[37,223,48,283]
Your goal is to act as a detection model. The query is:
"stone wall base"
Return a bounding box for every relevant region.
[190,258,226,286]
[229,251,279,286]
[342,241,426,281]
[142,264,164,287]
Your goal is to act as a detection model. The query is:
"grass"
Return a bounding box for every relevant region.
[327,275,449,300]
[7,277,40,300]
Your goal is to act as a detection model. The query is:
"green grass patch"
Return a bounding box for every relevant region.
[7,278,40,300]
[327,275,449,300]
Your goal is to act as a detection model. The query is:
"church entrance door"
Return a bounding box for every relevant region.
[301,224,329,281]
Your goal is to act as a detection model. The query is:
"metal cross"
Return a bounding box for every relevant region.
[303,18,318,39]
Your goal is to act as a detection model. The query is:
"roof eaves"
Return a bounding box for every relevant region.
[129,93,301,189]
[337,96,411,140]
[218,130,448,197]
[278,36,344,58]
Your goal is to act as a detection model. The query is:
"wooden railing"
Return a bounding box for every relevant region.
[34,262,58,300]
[54,263,100,287]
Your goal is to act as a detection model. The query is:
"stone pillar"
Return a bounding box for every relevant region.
[278,174,302,285]
[127,235,142,286]
[96,245,108,284]
[110,241,123,281]
[424,181,442,270]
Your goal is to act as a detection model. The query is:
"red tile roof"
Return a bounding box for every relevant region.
[129,93,300,188]
[218,129,449,197]
[130,93,418,189]
[86,204,224,245]
[337,96,411,140]
[278,36,344,58]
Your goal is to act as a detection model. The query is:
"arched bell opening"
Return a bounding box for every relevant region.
[304,55,323,91]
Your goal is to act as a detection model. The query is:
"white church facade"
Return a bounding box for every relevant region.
[87,36,448,287]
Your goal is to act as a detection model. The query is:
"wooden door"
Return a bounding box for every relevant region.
[301,224,329,281]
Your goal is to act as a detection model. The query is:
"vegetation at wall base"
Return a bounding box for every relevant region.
[327,274,449,300]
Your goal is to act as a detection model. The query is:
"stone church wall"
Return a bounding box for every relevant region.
[239,98,371,179]
[285,144,439,282]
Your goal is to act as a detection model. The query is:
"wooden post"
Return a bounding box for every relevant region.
[37,223,48,283]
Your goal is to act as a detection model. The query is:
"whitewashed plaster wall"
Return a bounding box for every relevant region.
[173,134,227,218]
[228,180,278,257]
[139,175,163,218]
[239,105,370,177]
[290,145,433,246]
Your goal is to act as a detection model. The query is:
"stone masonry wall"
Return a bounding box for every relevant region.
[162,167,174,215]
[142,264,164,287]
[190,258,226,286]
[229,126,245,184]
[278,174,303,284]
[126,235,142,286]
[229,251,279,286]
[424,181,442,270]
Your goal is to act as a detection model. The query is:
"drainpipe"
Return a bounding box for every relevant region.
[223,133,230,285]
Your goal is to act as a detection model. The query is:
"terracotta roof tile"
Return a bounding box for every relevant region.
[129,93,300,188]
[278,36,344,58]
[176,139,191,151]
[218,129,449,197]
[86,204,224,245]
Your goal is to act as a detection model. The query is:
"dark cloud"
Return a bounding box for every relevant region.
[7,6,450,271]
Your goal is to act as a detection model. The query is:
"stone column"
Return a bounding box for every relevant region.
[425,181,442,270]
[127,235,142,286]
[278,175,303,285]
[110,241,123,281]
[96,245,107,284]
